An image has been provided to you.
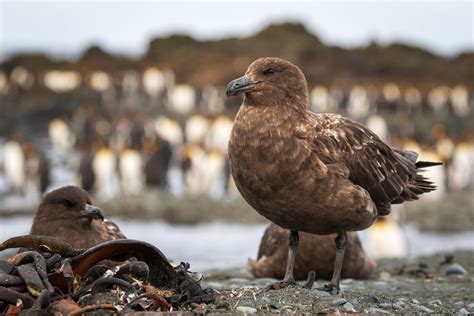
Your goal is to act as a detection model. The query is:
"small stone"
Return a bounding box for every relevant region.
[378,303,392,309]
[261,296,271,305]
[429,299,442,306]
[329,298,347,306]
[236,306,257,314]
[365,295,383,303]
[458,308,469,316]
[312,289,331,297]
[349,299,359,306]
[446,263,468,276]
[467,303,474,309]
[395,301,406,307]
[364,307,390,314]
[392,303,404,311]
[343,302,356,312]
[410,299,420,304]
[416,305,434,313]
[454,301,465,308]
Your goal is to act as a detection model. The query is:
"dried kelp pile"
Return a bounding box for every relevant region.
[0,236,214,314]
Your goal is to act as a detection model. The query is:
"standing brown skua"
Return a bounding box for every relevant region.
[30,186,126,249]
[226,57,440,292]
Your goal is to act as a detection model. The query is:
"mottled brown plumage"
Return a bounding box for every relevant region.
[248,223,375,280]
[30,186,126,249]
[226,57,440,291]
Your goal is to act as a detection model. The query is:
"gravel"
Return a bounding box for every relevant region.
[199,250,474,314]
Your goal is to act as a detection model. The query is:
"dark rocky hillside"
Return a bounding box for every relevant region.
[2,22,473,89]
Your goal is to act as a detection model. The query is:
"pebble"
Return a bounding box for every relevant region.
[395,301,406,307]
[378,303,392,309]
[392,303,404,311]
[349,298,359,306]
[329,298,347,306]
[428,299,442,306]
[410,298,420,304]
[261,296,271,305]
[311,289,331,297]
[458,308,470,316]
[343,302,356,312]
[236,306,257,314]
[446,263,468,276]
[365,295,383,303]
[454,301,465,308]
[364,307,390,314]
[467,303,474,309]
[416,305,434,313]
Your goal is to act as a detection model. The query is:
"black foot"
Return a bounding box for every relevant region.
[316,283,341,295]
[266,278,297,290]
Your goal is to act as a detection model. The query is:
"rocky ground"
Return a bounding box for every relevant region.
[195,250,473,315]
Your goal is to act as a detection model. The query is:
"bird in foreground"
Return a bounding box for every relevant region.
[248,223,375,281]
[226,57,441,292]
[30,186,126,249]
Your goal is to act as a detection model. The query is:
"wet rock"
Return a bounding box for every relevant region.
[416,305,434,313]
[364,307,390,314]
[329,298,347,306]
[343,302,356,312]
[236,306,257,314]
[458,308,469,316]
[446,263,468,276]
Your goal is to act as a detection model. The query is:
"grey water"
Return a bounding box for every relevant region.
[1,217,473,271]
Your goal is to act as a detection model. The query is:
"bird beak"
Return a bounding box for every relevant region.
[226,74,259,96]
[81,204,105,221]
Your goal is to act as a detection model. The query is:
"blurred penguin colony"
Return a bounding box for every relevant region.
[0,24,473,202]
[1,65,473,202]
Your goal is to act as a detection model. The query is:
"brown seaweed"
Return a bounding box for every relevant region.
[48,239,178,292]
[0,286,35,308]
[16,263,45,297]
[0,235,85,257]
[0,273,25,286]
[9,251,54,293]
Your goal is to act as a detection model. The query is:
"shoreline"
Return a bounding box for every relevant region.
[1,189,473,232]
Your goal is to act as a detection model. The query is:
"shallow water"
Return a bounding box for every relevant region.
[1,217,473,271]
